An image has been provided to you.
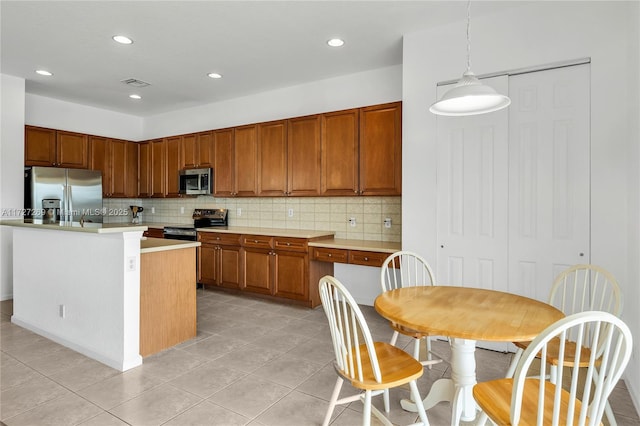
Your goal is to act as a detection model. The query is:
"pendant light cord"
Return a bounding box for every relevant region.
[466,0,471,73]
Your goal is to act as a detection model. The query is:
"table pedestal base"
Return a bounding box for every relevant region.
[399,338,478,426]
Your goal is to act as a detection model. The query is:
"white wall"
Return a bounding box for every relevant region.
[26,93,143,141]
[402,1,639,410]
[143,65,402,139]
[0,74,26,300]
[11,227,143,371]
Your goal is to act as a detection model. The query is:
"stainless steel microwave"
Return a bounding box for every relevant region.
[179,168,212,195]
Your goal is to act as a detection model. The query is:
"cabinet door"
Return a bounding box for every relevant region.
[321,109,359,195]
[213,128,235,196]
[219,245,241,289]
[273,250,308,301]
[89,136,111,197]
[150,139,165,198]
[181,133,198,169]
[234,124,258,196]
[197,131,214,168]
[165,136,182,197]
[125,141,139,197]
[25,126,56,166]
[288,115,321,196]
[57,130,89,169]
[198,245,218,285]
[110,139,128,197]
[138,142,151,197]
[359,102,402,195]
[242,248,273,295]
[258,120,287,196]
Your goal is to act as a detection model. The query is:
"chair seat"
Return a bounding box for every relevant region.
[514,339,595,367]
[335,341,424,391]
[473,378,598,426]
[390,322,431,339]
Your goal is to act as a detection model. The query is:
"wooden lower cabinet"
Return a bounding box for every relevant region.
[197,232,241,289]
[143,228,164,239]
[197,231,332,307]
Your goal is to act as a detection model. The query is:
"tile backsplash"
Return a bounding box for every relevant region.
[104,196,401,242]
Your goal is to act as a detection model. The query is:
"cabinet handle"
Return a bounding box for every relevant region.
[364,257,369,261]
[327,253,332,257]
[254,240,258,243]
[286,242,291,246]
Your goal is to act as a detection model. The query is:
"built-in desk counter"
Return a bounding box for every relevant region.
[309,238,400,267]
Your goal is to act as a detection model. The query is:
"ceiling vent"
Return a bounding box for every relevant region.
[120,78,151,88]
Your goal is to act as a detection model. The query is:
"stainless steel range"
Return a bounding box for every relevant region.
[163,208,228,241]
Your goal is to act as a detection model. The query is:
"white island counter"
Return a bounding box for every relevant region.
[1,220,199,371]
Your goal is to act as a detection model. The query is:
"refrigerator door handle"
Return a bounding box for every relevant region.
[67,185,73,223]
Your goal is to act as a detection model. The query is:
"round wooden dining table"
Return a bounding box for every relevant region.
[374,286,564,426]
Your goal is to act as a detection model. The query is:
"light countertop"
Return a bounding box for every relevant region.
[0,219,147,234]
[197,226,335,239]
[309,238,400,253]
[140,237,200,254]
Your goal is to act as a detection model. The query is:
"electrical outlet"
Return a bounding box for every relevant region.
[288,208,294,217]
[384,218,392,228]
[348,217,357,227]
[180,206,185,214]
[59,304,65,318]
[237,208,242,217]
[127,256,136,272]
[151,207,155,214]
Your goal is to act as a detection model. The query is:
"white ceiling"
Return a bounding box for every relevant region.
[1,1,517,117]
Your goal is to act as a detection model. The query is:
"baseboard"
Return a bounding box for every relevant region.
[11,315,142,372]
[624,375,640,418]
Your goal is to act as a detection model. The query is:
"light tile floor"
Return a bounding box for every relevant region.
[1,290,638,426]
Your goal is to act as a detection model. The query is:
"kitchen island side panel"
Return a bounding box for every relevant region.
[11,227,142,371]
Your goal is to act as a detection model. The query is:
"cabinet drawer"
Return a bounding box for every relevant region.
[274,237,307,252]
[241,234,274,249]
[198,232,240,246]
[144,228,165,239]
[311,247,348,263]
[349,250,388,267]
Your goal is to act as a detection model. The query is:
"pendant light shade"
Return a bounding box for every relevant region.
[430,1,510,116]
[429,71,511,116]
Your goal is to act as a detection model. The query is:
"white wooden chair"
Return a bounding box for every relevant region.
[505,264,622,424]
[474,311,632,426]
[380,251,443,367]
[319,275,430,426]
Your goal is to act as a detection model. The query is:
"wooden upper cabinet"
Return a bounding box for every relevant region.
[181,133,198,169]
[138,142,151,197]
[359,102,402,195]
[89,137,138,198]
[181,131,214,169]
[165,136,182,197]
[125,142,138,197]
[25,126,56,166]
[234,124,258,196]
[197,131,214,168]
[287,115,321,196]
[57,131,89,169]
[89,136,110,196]
[213,128,235,197]
[321,109,359,195]
[25,126,88,169]
[150,139,166,198]
[258,120,287,196]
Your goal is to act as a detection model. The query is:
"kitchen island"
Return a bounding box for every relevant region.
[1,220,199,371]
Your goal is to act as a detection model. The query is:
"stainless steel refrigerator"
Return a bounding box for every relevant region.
[24,166,103,224]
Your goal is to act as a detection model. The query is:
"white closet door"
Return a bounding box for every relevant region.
[436,75,510,294]
[507,64,590,301]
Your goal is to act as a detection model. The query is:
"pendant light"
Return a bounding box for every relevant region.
[429,0,510,116]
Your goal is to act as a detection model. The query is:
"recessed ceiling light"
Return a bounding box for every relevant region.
[35,70,53,76]
[327,38,345,47]
[129,94,142,100]
[113,35,133,45]
[207,72,222,79]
